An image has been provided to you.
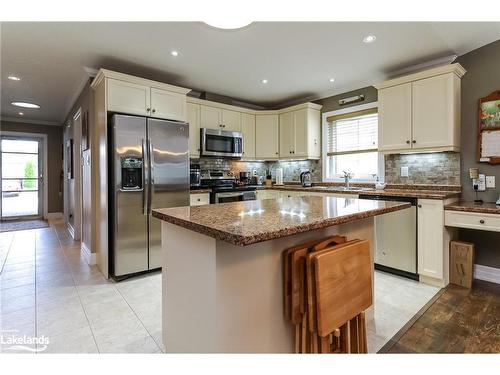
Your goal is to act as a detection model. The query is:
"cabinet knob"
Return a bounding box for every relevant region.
[152,109,156,114]
[418,204,422,208]
[197,198,201,202]
[412,140,416,144]
[146,108,151,112]
[480,219,485,224]
[275,152,278,155]
[406,140,410,144]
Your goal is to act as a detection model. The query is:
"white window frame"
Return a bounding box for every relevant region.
[322,102,384,183]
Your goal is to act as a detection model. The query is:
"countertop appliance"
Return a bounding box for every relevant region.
[239,171,251,184]
[200,128,243,158]
[109,114,189,280]
[200,170,257,204]
[190,164,201,187]
[359,194,418,280]
[300,171,312,187]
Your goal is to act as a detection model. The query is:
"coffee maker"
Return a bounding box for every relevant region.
[300,171,312,187]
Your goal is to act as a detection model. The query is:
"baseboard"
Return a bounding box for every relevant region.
[474,264,500,285]
[46,212,63,220]
[81,242,96,265]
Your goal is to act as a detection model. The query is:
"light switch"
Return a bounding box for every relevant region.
[486,175,496,188]
[401,166,409,177]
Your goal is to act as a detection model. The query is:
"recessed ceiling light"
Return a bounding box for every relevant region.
[204,21,253,30]
[8,75,21,81]
[363,34,377,43]
[18,112,24,116]
[329,78,335,83]
[261,79,268,84]
[171,50,179,57]
[11,101,40,109]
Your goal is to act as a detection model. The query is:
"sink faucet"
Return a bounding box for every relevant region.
[342,171,354,189]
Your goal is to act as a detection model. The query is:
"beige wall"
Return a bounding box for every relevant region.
[1,120,64,213]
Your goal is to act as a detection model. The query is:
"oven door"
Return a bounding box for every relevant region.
[201,128,243,158]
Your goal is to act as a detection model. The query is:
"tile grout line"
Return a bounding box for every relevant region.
[0,232,15,274]
[114,285,164,353]
[52,223,101,354]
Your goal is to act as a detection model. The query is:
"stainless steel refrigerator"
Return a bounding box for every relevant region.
[109,114,189,279]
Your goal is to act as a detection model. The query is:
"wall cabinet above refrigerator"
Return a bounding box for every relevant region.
[375,63,466,154]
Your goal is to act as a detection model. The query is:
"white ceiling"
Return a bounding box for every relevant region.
[1,22,500,124]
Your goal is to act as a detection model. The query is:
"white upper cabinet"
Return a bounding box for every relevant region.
[187,102,201,157]
[412,74,460,150]
[378,83,412,152]
[256,114,279,160]
[102,70,190,121]
[279,107,321,159]
[375,63,465,154]
[107,79,151,116]
[150,88,187,122]
[200,105,222,130]
[241,113,256,160]
[222,109,241,131]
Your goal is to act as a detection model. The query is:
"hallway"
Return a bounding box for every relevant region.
[0,222,163,353]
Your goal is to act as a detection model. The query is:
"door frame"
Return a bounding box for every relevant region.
[1,131,48,220]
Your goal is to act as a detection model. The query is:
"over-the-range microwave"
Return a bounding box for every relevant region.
[200,128,243,158]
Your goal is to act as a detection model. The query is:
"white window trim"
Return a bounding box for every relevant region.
[322,102,384,183]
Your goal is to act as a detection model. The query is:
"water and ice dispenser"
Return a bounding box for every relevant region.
[121,156,143,190]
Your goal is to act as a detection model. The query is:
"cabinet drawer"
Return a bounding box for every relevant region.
[445,211,500,232]
[190,193,210,206]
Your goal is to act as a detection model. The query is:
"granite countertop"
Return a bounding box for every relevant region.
[445,201,500,214]
[189,188,212,194]
[258,185,461,200]
[152,196,411,246]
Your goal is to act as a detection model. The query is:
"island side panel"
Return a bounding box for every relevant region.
[214,217,375,353]
[162,221,217,353]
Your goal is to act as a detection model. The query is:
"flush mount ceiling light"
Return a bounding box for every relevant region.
[329,78,335,83]
[11,101,40,109]
[8,75,21,81]
[171,50,179,57]
[363,34,377,43]
[204,21,253,30]
[18,112,24,116]
[261,79,268,84]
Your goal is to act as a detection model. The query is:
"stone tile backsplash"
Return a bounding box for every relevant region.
[384,152,460,186]
[192,158,321,182]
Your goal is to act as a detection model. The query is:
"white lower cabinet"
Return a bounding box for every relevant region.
[256,190,280,200]
[417,199,444,279]
[190,193,210,206]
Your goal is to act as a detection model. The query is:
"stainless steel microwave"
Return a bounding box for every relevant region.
[200,128,243,158]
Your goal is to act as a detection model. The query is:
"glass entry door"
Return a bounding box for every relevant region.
[1,136,43,220]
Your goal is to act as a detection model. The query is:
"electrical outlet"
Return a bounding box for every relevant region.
[486,176,496,188]
[401,166,409,177]
[473,174,486,191]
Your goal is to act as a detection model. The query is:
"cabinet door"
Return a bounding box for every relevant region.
[190,193,210,206]
[200,105,222,130]
[256,114,279,160]
[222,109,241,131]
[241,113,256,160]
[417,199,444,279]
[279,111,294,157]
[293,109,308,157]
[107,78,150,116]
[412,74,454,150]
[378,83,412,152]
[187,103,201,157]
[150,88,187,122]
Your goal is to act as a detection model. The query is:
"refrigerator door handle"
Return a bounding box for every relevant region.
[148,138,155,214]
[142,138,149,215]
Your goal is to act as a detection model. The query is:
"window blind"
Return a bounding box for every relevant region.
[326,111,378,156]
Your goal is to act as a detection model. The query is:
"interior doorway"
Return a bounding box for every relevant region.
[1,134,46,220]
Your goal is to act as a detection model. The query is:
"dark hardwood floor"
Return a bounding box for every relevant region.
[386,280,500,353]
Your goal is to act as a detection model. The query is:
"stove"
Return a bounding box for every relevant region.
[199,170,257,204]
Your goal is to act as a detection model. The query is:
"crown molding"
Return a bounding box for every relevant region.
[1,116,62,126]
[60,70,93,123]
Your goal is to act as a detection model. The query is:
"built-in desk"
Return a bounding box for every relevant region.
[445,202,500,232]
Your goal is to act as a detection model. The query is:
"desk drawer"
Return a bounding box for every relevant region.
[445,210,500,232]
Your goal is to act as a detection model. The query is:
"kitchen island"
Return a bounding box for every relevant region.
[152,196,410,353]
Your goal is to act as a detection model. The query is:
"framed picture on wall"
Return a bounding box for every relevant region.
[477,90,500,164]
[82,110,89,151]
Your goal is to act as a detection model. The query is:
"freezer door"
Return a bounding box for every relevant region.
[147,118,189,269]
[111,115,149,277]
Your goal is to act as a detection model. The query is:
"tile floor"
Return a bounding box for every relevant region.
[0,221,440,354]
[0,221,162,353]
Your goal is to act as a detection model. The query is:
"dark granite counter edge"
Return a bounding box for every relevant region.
[152,202,411,246]
[444,202,500,215]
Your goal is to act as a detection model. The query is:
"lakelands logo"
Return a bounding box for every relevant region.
[1,330,50,353]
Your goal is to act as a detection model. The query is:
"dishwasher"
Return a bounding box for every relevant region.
[358,194,418,280]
